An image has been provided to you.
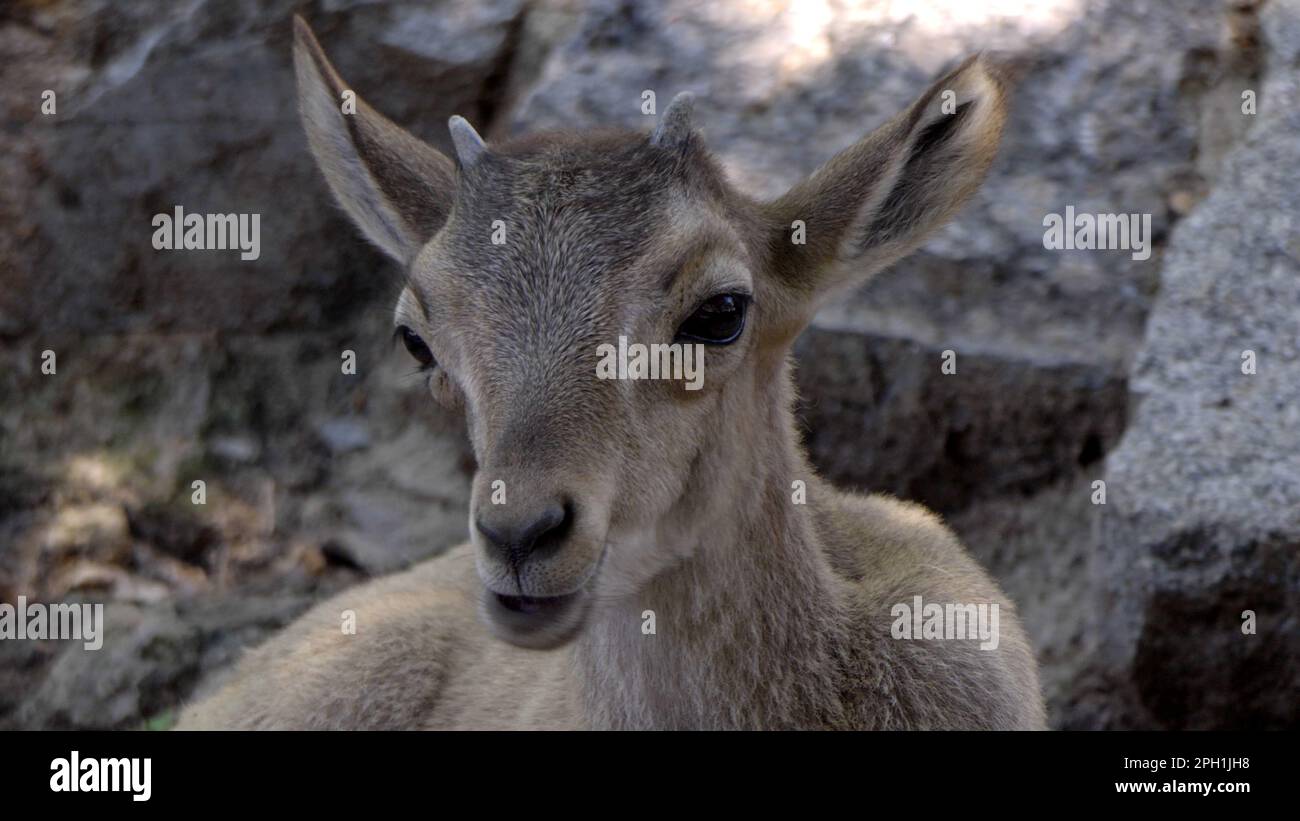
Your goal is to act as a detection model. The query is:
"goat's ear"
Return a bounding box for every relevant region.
[766,55,1009,312]
[293,16,458,264]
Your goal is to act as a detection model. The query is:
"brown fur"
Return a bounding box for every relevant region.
[177,18,1045,730]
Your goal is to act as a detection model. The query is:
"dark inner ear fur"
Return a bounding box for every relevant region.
[868,100,975,247]
[350,117,457,242]
[912,100,973,156]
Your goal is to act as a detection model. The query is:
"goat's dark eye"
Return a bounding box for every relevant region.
[396,325,435,369]
[676,293,748,344]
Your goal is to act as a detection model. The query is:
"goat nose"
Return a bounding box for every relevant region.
[475,502,571,568]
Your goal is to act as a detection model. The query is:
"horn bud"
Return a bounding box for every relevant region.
[449,115,487,167]
[651,91,696,149]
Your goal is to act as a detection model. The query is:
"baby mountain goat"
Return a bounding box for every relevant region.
[179,17,1045,730]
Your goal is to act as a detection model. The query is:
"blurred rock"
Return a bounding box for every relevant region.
[3,0,528,338]
[43,502,130,558]
[300,424,472,574]
[1097,0,1300,729]
[126,501,219,567]
[794,328,1126,513]
[314,417,371,455]
[208,435,261,466]
[11,593,316,730]
[131,542,212,598]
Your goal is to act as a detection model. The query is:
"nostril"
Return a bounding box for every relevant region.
[475,500,574,567]
[474,517,510,553]
[530,500,574,559]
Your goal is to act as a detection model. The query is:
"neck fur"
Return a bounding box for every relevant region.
[576,367,851,729]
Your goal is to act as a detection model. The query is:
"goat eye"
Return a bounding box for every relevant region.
[675,294,748,344]
[396,325,435,368]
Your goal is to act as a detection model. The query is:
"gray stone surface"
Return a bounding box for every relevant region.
[2,0,528,338]
[1097,0,1300,729]
[6,593,318,729]
[793,328,1126,513]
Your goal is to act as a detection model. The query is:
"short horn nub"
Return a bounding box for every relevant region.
[651,91,695,149]
[449,115,487,168]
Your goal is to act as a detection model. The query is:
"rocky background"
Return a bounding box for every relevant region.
[1,0,1295,729]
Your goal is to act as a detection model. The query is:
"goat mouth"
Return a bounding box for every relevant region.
[482,587,589,650]
[480,544,607,649]
[492,591,577,616]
